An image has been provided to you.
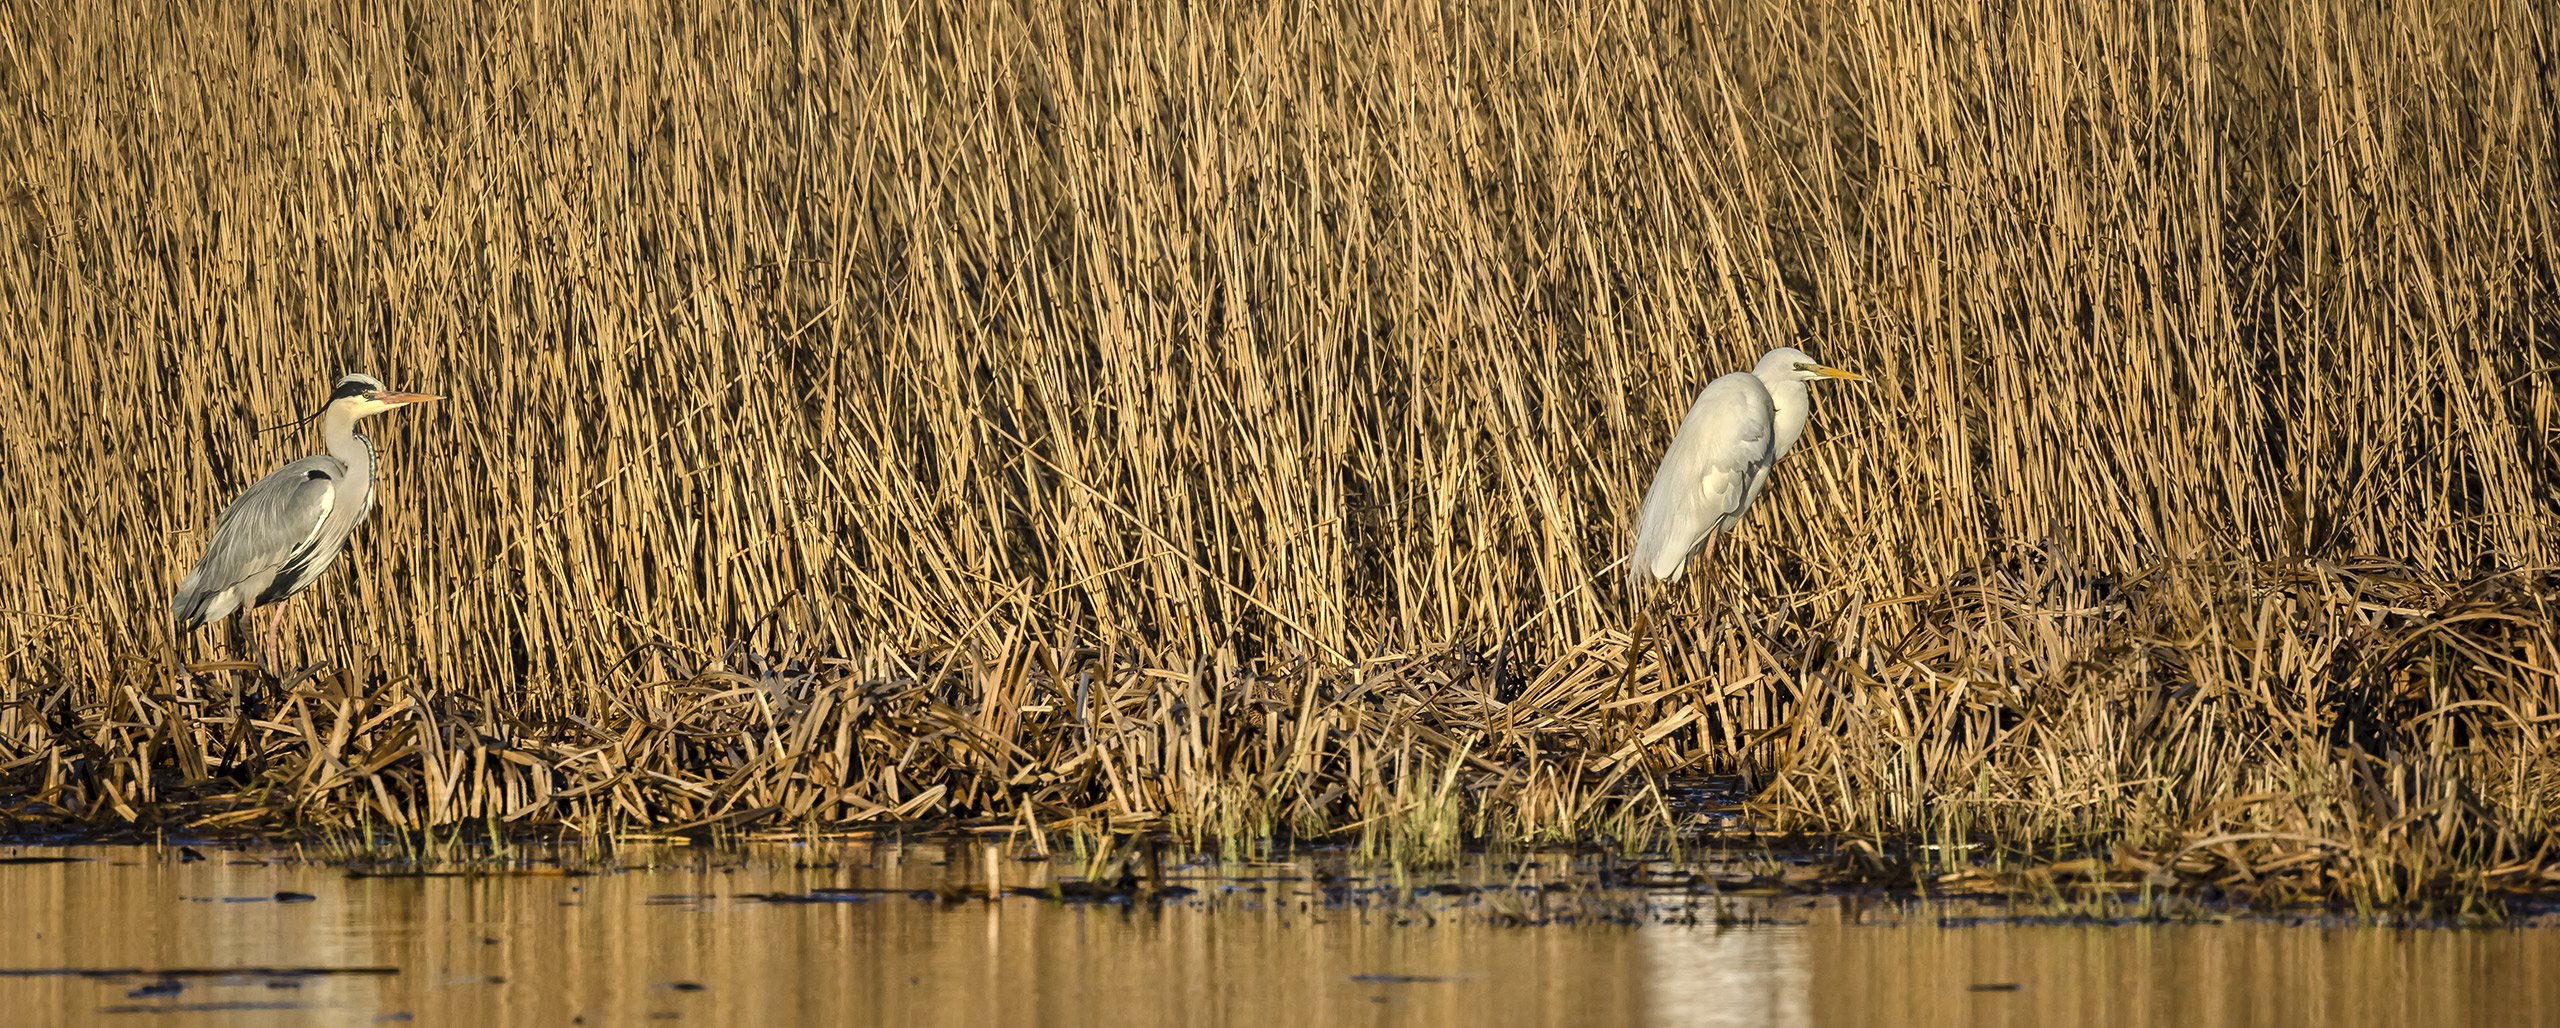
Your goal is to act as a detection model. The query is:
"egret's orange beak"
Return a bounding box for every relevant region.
[1811,365,1866,382]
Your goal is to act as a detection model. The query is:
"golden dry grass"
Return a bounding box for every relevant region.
[1,0,2556,906]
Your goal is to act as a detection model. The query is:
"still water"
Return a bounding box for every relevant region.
[0,842,2547,1026]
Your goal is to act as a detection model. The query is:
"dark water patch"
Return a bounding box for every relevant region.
[346,868,594,880]
[0,966,398,979]
[1937,912,2212,929]
[741,888,890,904]
[98,1001,306,1014]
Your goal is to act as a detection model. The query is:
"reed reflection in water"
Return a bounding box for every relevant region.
[0,845,2548,1026]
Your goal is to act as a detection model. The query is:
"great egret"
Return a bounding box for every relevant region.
[171,372,441,674]
[1630,346,1863,586]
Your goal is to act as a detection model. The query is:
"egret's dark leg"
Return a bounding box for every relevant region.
[1613,606,1656,705]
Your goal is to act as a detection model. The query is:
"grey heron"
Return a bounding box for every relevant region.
[170,372,440,674]
[1631,346,1863,586]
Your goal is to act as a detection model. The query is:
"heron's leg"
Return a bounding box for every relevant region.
[168,624,192,691]
[262,603,290,679]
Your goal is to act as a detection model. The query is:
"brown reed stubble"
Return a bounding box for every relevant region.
[0,0,2554,899]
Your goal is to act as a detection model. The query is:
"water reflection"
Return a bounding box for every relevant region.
[1643,923,1811,1027]
[0,843,2550,1027]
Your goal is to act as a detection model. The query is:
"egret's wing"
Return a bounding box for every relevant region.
[171,456,343,628]
[1632,372,1776,583]
[1738,464,1775,513]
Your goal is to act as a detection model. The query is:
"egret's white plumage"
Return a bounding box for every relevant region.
[1630,347,1862,585]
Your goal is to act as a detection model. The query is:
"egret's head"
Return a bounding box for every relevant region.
[327,373,441,418]
[1756,346,1865,385]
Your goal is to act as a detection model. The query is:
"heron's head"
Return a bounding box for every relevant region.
[1756,346,1865,385]
[327,373,442,418]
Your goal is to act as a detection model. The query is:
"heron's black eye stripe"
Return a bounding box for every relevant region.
[307,469,330,480]
[328,380,376,403]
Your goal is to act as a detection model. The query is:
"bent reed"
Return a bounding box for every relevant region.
[2,0,2555,910]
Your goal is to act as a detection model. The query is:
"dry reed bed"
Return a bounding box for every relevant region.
[9,552,2556,911]
[1,1,2556,906]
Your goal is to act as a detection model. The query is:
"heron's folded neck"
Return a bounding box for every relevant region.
[321,405,375,473]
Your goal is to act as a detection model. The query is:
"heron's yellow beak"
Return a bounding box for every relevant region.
[372,391,442,406]
[1811,365,1866,382]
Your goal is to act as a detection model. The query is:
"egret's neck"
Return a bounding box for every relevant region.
[321,405,376,476]
[1759,374,1813,461]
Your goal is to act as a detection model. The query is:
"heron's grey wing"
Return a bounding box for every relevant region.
[170,456,344,630]
[1632,372,1776,583]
